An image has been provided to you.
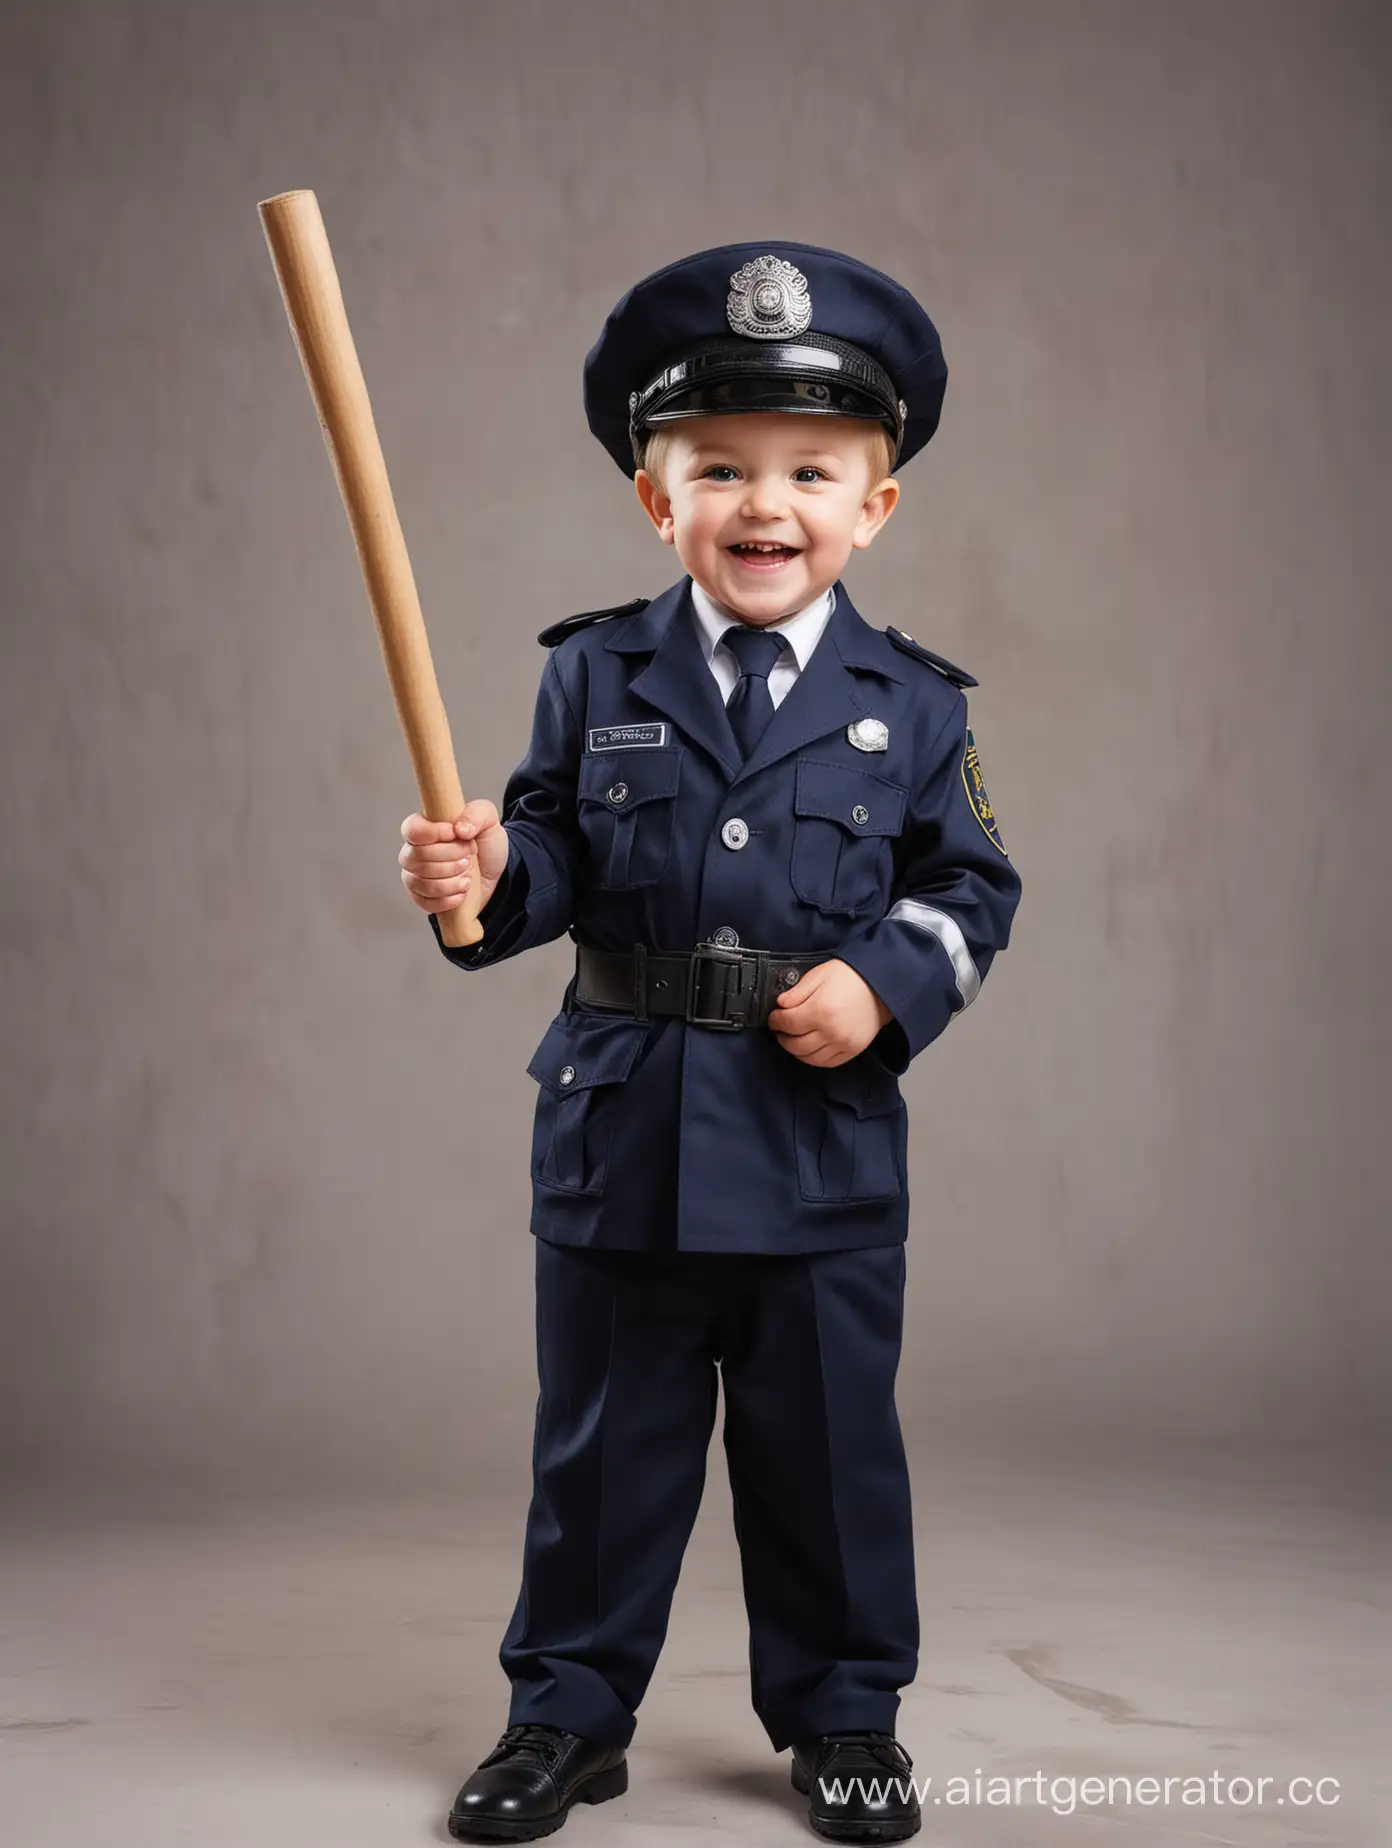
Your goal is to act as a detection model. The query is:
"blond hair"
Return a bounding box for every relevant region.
[637,422,897,496]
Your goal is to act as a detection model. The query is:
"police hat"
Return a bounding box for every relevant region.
[583,240,947,477]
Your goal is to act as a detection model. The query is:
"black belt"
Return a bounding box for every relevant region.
[574,939,825,1031]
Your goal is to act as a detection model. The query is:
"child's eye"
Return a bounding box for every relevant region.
[702,464,826,483]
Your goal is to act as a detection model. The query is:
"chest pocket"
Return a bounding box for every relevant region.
[578,747,683,889]
[790,759,907,917]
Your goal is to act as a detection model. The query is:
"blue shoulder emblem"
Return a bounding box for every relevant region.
[537,597,650,647]
[885,627,978,688]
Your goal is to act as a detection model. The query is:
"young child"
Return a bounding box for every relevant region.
[401,242,1022,1843]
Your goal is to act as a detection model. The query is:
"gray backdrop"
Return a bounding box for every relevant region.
[2,0,1388,1497]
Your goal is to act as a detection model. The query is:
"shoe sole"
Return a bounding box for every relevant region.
[447,1760,628,1842]
[791,1758,922,1843]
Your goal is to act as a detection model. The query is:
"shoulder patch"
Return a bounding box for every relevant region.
[537,597,650,647]
[962,728,1009,856]
[885,626,978,689]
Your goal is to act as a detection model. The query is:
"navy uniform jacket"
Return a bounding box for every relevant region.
[429,574,1021,1255]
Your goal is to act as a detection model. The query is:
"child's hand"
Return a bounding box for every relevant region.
[768,959,894,1066]
[399,800,510,915]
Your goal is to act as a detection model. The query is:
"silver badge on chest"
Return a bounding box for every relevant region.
[727,255,813,339]
[846,717,890,753]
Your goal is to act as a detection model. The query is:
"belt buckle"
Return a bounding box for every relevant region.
[685,940,753,1030]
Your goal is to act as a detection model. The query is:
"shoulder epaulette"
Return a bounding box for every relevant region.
[537,597,651,647]
[885,626,978,689]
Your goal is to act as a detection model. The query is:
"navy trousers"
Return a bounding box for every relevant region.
[499,1237,918,1752]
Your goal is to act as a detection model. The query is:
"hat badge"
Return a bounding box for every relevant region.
[727,255,813,339]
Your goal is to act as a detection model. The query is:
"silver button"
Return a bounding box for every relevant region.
[721,817,750,850]
[778,965,801,990]
[851,804,870,826]
[607,782,629,805]
[559,1065,576,1087]
[710,925,740,948]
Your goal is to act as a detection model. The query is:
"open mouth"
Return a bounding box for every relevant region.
[727,542,801,568]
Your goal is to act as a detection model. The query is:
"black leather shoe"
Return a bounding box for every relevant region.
[790,1731,921,1842]
[447,1722,628,1841]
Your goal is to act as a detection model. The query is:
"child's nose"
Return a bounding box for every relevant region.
[741,476,790,520]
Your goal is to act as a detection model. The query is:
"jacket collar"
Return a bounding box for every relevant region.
[605,574,905,786]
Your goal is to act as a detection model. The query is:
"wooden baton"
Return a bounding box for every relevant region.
[257,188,484,948]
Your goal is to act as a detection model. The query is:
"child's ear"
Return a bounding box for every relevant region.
[634,469,676,545]
[851,477,900,551]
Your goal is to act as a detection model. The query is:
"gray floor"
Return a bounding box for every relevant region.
[2,1442,1386,1847]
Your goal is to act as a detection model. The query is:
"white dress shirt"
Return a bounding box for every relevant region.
[689,579,837,711]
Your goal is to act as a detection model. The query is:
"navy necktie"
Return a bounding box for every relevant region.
[721,624,789,760]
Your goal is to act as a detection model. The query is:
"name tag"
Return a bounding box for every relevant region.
[587,723,669,751]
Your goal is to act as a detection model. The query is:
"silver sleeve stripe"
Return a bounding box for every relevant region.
[884,899,981,1006]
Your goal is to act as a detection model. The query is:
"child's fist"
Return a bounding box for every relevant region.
[767,958,894,1066]
[399,799,509,915]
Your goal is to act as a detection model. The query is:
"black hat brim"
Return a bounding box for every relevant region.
[629,333,903,460]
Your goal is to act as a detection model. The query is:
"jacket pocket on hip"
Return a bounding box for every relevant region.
[795,1053,907,1203]
[526,1010,650,1196]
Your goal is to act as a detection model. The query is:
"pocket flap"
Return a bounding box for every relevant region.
[820,1054,904,1119]
[578,747,683,809]
[526,1010,650,1096]
[794,759,907,836]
